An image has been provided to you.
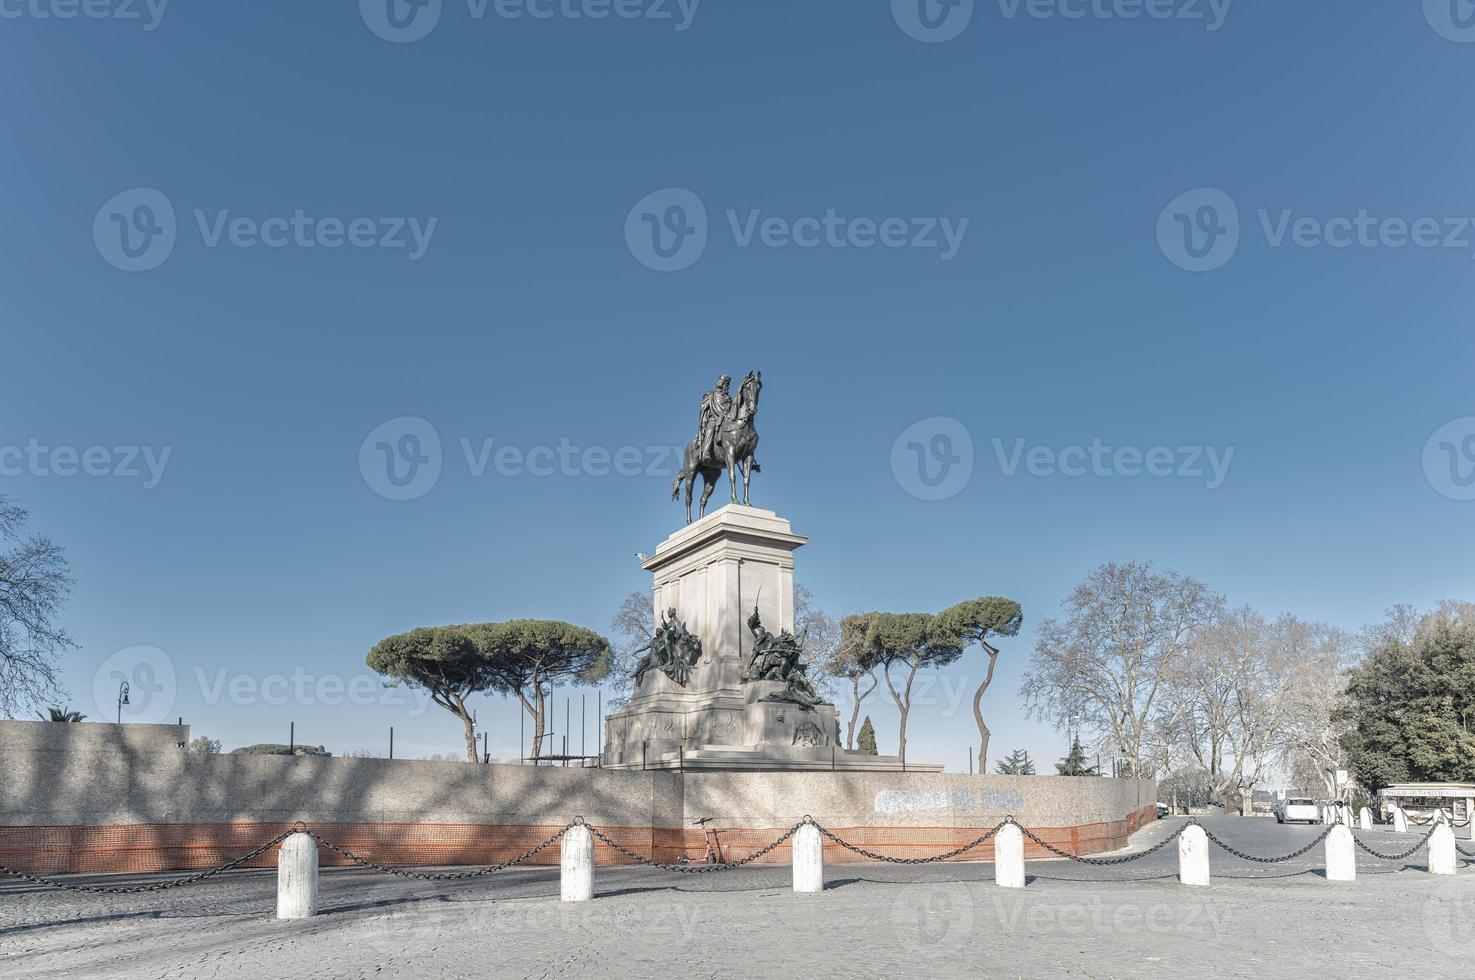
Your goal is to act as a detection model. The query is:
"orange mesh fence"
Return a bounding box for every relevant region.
[0,805,1156,875]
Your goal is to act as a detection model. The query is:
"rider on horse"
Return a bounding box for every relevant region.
[697,375,735,466]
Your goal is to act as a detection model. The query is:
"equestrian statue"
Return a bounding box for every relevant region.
[671,371,762,524]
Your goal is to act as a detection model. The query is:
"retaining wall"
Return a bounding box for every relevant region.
[0,721,1157,873]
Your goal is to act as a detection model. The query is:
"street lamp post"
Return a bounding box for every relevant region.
[116,681,130,725]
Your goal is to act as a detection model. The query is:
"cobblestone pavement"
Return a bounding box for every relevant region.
[3,817,1473,979]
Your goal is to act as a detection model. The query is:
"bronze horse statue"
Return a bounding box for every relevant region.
[672,371,761,524]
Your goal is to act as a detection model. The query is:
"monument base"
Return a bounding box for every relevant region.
[602,504,941,773]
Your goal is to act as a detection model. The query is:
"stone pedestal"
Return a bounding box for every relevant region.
[603,505,937,772]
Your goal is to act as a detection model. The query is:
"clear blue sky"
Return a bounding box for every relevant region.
[4,1,1473,771]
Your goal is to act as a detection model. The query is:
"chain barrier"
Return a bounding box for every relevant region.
[1199,823,1334,863]
[1013,819,1190,866]
[305,825,572,881]
[810,820,1002,864]
[1351,825,1440,862]
[5,815,1458,893]
[0,830,293,894]
[583,821,800,873]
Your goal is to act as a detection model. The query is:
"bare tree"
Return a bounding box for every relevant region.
[1021,561,1221,776]
[0,494,75,718]
[607,590,656,707]
[1277,620,1357,799]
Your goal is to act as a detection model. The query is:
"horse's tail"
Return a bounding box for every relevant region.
[671,474,682,500]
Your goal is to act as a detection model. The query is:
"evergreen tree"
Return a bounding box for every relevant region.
[1055,737,1098,776]
[857,715,879,755]
[995,748,1035,775]
[1339,613,1475,791]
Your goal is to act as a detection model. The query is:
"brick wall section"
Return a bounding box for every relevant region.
[0,806,1158,874]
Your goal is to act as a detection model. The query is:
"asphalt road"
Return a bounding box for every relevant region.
[3,816,1472,979]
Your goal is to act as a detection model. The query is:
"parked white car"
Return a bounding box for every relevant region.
[1276,797,1320,824]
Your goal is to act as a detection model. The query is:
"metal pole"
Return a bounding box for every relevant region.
[597,690,602,762]
[969,747,973,775]
[520,707,524,766]
[643,740,648,771]
[581,693,586,760]
[389,727,394,760]
[289,722,294,755]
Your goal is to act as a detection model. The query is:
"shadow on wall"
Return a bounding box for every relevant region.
[0,721,1156,874]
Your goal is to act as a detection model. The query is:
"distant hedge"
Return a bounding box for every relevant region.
[230,743,331,757]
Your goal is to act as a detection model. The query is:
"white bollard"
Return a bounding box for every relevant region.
[995,823,1025,889]
[1359,807,1373,831]
[792,822,824,893]
[276,831,318,920]
[1178,824,1210,887]
[1429,824,1457,876]
[1393,807,1409,834]
[1325,825,1356,882]
[561,822,594,902]
[1322,806,1334,826]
